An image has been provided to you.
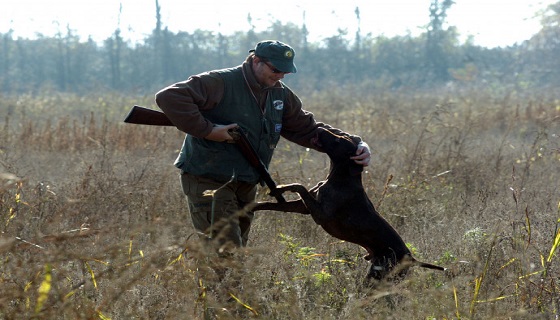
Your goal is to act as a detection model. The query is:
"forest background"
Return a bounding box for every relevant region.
[1,0,560,95]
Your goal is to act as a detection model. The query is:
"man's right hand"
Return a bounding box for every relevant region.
[204,123,238,142]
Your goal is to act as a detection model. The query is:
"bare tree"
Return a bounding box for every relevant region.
[426,0,455,82]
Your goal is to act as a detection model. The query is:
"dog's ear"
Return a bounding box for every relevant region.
[310,135,323,151]
[310,128,327,151]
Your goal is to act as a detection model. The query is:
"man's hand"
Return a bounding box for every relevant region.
[351,141,371,166]
[205,123,238,142]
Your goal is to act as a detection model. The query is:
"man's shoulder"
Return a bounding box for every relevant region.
[207,65,242,76]
[190,66,240,88]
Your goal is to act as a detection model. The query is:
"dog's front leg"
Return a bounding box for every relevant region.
[249,184,311,214]
[251,199,309,214]
[274,183,323,218]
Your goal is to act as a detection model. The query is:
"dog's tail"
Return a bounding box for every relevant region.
[416,260,446,271]
[401,254,446,272]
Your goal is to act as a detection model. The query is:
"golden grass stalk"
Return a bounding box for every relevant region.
[545,201,560,265]
[452,283,461,319]
[229,293,259,316]
[470,228,501,317]
[84,262,98,289]
[35,264,52,313]
[96,310,112,320]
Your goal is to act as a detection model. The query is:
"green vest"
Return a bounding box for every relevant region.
[175,66,285,184]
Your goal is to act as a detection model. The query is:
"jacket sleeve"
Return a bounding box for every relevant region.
[280,88,362,150]
[154,72,224,138]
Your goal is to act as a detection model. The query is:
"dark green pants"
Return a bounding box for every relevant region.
[180,173,256,248]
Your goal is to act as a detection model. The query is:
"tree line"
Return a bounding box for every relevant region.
[1,1,559,95]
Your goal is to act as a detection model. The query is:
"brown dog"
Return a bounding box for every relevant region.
[253,128,444,281]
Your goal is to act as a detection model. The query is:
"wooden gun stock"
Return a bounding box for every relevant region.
[124,105,286,203]
[123,105,174,126]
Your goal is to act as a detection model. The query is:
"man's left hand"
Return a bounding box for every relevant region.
[351,141,371,166]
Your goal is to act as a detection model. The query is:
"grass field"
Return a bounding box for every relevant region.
[1,88,559,319]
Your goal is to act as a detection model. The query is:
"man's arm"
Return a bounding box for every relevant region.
[154,73,224,138]
[279,88,371,166]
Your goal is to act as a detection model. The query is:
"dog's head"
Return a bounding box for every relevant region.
[311,129,362,175]
[312,129,357,158]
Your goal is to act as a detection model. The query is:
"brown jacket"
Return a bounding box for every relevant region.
[155,56,360,150]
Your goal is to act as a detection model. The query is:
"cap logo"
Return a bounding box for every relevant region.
[284,50,293,58]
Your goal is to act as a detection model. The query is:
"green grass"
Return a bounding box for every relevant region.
[1,88,559,319]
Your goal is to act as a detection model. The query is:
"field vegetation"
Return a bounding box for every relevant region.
[1,87,559,319]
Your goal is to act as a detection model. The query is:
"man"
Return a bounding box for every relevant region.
[155,40,371,251]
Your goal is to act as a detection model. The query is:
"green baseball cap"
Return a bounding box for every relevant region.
[250,40,297,73]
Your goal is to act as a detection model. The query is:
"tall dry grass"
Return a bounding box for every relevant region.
[1,88,559,319]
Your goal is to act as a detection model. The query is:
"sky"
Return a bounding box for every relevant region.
[0,0,556,48]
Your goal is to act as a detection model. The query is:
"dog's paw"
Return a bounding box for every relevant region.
[268,188,285,198]
[275,183,307,193]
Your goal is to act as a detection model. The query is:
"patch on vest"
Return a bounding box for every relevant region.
[275,123,282,132]
[273,100,284,110]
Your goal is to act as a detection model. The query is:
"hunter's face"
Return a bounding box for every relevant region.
[253,57,289,87]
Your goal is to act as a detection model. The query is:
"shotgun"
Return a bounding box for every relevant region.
[124,105,286,203]
[226,127,286,202]
[124,105,174,126]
